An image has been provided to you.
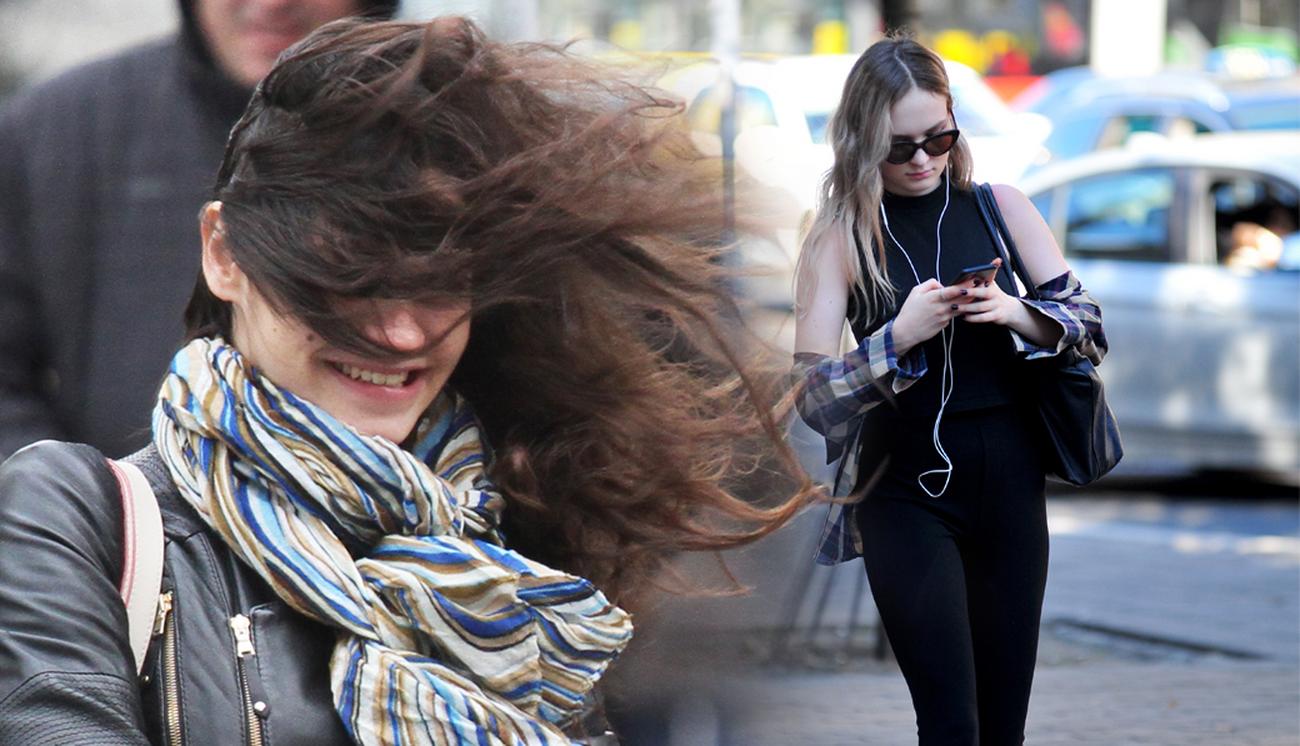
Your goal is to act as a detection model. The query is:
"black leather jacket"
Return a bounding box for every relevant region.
[0,441,352,745]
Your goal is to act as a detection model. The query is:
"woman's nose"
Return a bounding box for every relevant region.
[366,303,428,352]
[910,146,932,166]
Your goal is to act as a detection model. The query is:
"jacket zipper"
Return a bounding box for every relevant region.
[153,591,182,746]
[229,614,269,746]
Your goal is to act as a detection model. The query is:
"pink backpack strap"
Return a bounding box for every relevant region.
[107,458,164,674]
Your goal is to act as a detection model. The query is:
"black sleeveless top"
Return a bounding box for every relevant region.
[848,183,1024,419]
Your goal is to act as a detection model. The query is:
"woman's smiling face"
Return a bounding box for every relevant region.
[880,87,953,197]
[200,203,470,444]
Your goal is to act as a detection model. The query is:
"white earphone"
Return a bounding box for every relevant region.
[878,170,955,498]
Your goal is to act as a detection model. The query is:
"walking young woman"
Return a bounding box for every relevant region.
[793,36,1108,745]
[0,17,812,745]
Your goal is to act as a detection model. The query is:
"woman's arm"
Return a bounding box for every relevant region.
[960,184,1107,363]
[793,225,853,359]
[0,442,150,744]
[792,226,959,456]
[992,183,1069,285]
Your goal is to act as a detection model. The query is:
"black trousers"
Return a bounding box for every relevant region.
[856,404,1048,746]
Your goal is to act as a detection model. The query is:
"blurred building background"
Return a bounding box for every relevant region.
[2,0,1297,97]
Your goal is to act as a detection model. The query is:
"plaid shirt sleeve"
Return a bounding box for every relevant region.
[792,319,927,465]
[1008,269,1108,366]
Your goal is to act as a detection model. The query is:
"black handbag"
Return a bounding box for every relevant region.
[973,183,1123,485]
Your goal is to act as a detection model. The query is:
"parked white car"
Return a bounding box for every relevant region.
[1018,132,1300,479]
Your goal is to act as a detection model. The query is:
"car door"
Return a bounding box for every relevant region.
[1034,163,1300,474]
[1031,165,1195,471]
[1181,166,1300,472]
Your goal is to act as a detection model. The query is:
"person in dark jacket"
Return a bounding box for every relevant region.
[0,0,396,461]
[0,17,814,744]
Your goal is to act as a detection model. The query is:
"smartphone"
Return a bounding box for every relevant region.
[948,262,999,286]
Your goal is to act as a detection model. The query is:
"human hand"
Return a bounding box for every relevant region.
[958,258,1029,327]
[892,278,971,354]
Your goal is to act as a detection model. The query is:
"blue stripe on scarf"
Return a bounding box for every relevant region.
[517,579,592,604]
[265,545,373,632]
[433,593,533,640]
[533,615,612,662]
[300,409,390,485]
[386,663,401,745]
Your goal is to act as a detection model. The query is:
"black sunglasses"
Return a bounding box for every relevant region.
[885,128,960,165]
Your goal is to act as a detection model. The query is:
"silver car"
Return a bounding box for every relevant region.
[1018,132,1300,479]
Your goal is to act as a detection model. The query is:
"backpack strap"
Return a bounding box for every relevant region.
[107,458,164,674]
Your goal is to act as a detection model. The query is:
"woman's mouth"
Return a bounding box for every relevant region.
[329,361,415,389]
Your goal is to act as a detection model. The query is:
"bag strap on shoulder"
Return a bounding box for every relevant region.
[107,458,165,674]
[973,183,1040,301]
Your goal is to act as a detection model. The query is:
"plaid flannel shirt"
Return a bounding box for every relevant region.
[795,269,1108,565]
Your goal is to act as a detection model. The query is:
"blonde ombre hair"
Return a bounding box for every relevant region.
[795,33,973,329]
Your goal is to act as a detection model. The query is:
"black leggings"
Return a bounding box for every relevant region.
[856,405,1048,746]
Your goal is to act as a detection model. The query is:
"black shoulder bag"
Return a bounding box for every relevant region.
[973,183,1123,485]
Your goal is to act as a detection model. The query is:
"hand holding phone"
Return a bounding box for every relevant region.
[948,262,999,287]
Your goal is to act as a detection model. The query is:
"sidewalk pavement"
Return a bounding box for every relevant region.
[612,492,1300,745]
[719,659,1300,745]
[1042,494,1299,664]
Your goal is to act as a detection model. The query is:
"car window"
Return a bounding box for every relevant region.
[1063,168,1176,262]
[688,84,779,137]
[1095,115,1161,150]
[1211,173,1300,270]
[1166,116,1218,137]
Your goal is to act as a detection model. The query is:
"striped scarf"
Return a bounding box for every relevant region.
[152,338,632,745]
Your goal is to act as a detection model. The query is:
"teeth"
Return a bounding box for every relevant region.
[335,362,410,388]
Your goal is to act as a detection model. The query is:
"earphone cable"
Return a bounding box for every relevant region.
[879,170,954,498]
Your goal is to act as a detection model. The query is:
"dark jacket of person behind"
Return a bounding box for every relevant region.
[0,0,395,460]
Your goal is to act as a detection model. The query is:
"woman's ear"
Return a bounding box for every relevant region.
[200,201,246,303]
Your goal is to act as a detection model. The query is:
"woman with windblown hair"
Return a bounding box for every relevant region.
[0,17,813,745]
[792,35,1108,744]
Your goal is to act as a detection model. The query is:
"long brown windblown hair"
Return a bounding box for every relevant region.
[184,17,815,605]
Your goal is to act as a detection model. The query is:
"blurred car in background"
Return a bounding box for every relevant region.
[1019,132,1300,479]
[1010,65,1097,114]
[1221,74,1300,131]
[1016,66,1300,171]
[1023,70,1237,168]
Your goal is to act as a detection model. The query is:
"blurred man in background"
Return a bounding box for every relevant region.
[0,0,397,459]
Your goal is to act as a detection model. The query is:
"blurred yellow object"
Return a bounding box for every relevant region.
[812,21,849,56]
[983,29,1019,58]
[610,20,643,51]
[934,29,985,72]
